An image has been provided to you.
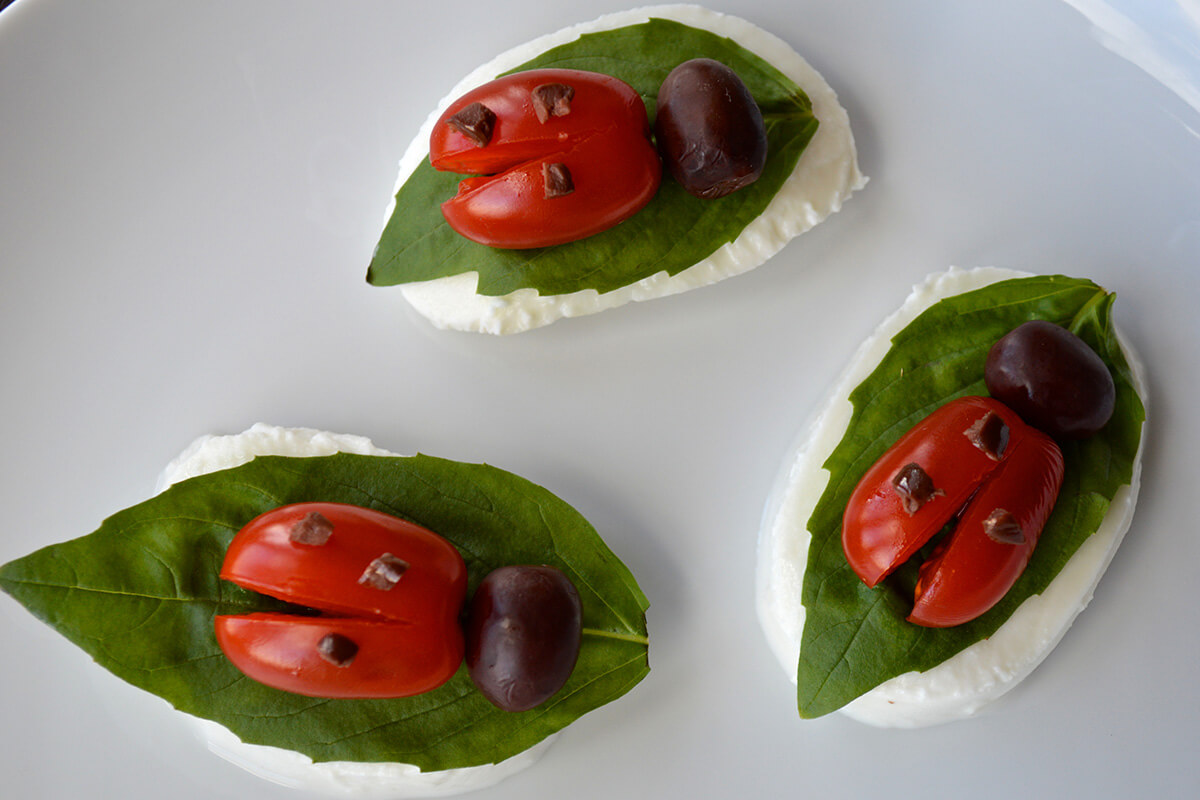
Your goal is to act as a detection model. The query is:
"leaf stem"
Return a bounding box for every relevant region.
[582,627,649,646]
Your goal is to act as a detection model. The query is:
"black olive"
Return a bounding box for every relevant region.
[984,320,1116,439]
[465,565,582,712]
[654,58,768,199]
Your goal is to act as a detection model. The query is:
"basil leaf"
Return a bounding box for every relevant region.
[367,17,817,297]
[797,275,1146,718]
[0,453,649,770]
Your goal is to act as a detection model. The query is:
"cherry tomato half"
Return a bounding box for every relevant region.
[909,432,1063,627]
[842,396,1064,627]
[430,69,661,249]
[216,502,467,698]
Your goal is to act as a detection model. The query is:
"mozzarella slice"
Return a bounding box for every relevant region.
[384,4,866,334]
[159,423,551,797]
[755,267,1147,728]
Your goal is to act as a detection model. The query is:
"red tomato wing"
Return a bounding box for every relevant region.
[440,130,661,249]
[215,613,463,699]
[429,68,661,249]
[217,502,467,698]
[908,427,1064,627]
[221,502,465,628]
[430,68,651,174]
[842,397,1019,586]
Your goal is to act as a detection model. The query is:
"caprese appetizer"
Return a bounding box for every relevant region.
[368,5,864,333]
[1,425,649,796]
[757,267,1146,727]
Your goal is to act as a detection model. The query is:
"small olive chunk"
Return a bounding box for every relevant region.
[465,565,582,712]
[985,320,1116,439]
[289,511,334,545]
[654,58,767,199]
[892,462,941,514]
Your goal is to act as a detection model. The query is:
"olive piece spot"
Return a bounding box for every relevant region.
[983,509,1025,545]
[985,320,1116,439]
[465,565,582,712]
[358,553,410,590]
[654,58,767,198]
[289,512,334,545]
[531,83,574,123]
[447,102,497,147]
[543,162,574,198]
[965,411,1010,461]
[892,463,944,514]
[317,633,358,667]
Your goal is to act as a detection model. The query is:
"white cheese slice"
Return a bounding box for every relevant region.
[382,4,866,334]
[159,423,551,797]
[755,267,1147,728]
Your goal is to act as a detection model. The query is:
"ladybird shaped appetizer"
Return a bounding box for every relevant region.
[0,425,649,795]
[368,5,865,333]
[756,267,1146,726]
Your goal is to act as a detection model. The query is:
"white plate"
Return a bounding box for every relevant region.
[1,1,1197,797]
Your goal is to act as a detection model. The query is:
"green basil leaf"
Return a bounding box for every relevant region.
[797,275,1145,717]
[367,17,817,297]
[0,453,649,770]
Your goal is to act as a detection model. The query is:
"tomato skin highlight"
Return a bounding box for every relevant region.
[430,69,661,249]
[908,429,1064,627]
[216,502,467,698]
[842,397,1021,587]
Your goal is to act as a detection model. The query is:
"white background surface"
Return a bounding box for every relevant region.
[1,0,1198,797]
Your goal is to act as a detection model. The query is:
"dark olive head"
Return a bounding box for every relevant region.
[465,565,582,712]
[654,58,768,198]
[984,320,1116,439]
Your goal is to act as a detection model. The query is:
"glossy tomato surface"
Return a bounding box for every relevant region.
[908,428,1064,627]
[430,68,661,249]
[843,396,1064,626]
[842,396,1019,587]
[216,502,467,698]
[215,613,463,699]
